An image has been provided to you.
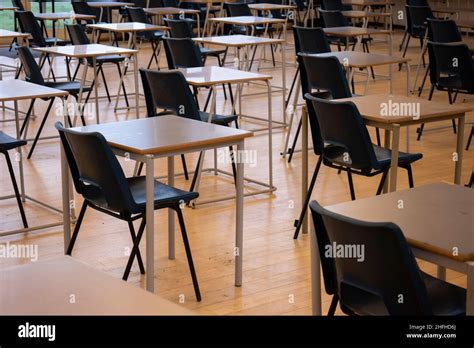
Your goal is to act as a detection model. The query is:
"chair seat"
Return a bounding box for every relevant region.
[199,111,237,126]
[137,30,164,41]
[323,144,422,171]
[231,25,266,35]
[0,131,26,152]
[95,55,127,64]
[45,81,92,94]
[343,271,466,316]
[200,46,226,57]
[437,77,474,93]
[128,177,199,211]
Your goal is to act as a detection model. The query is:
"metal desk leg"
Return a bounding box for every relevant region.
[168,156,175,260]
[454,114,465,185]
[267,81,273,189]
[301,105,308,234]
[134,51,140,118]
[92,57,100,124]
[310,220,322,315]
[13,101,25,202]
[389,124,400,192]
[281,41,287,125]
[235,139,244,287]
[437,266,446,281]
[145,154,155,292]
[61,141,71,253]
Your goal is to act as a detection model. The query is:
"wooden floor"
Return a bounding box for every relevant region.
[0,30,473,315]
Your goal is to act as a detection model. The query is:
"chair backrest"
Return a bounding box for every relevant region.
[406,0,428,5]
[226,2,252,17]
[11,0,24,11]
[405,5,433,35]
[162,0,179,7]
[16,46,45,85]
[427,18,462,43]
[165,18,195,38]
[55,122,138,214]
[293,26,331,54]
[309,200,338,297]
[309,200,434,315]
[148,0,164,7]
[126,6,149,23]
[321,0,344,11]
[16,10,46,47]
[140,68,202,121]
[299,53,352,99]
[131,0,148,7]
[163,37,203,68]
[319,9,349,27]
[306,96,378,171]
[71,1,100,23]
[428,41,474,91]
[66,24,91,45]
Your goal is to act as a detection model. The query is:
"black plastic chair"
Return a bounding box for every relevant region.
[417,42,474,141]
[10,0,25,49]
[293,95,422,239]
[415,18,462,97]
[163,37,232,108]
[126,7,164,68]
[319,9,373,55]
[55,121,202,301]
[400,0,429,50]
[321,0,352,11]
[225,2,266,36]
[16,46,92,159]
[309,200,467,315]
[165,18,227,66]
[71,0,103,32]
[66,24,129,106]
[16,10,69,47]
[400,5,434,63]
[0,132,28,228]
[140,68,238,190]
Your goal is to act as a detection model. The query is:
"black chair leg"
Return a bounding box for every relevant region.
[27,98,55,159]
[20,99,36,137]
[189,152,203,193]
[98,65,111,102]
[286,67,299,109]
[327,294,339,316]
[375,128,381,146]
[406,164,414,188]
[288,117,302,164]
[229,145,237,185]
[466,126,473,151]
[176,207,201,302]
[66,201,88,255]
[181,154,189,180]
[123,217,146,281]
[115,63,129,107]
[347,170,356,201]
[293,156,322,239]
[4,151,28,228]
[127,220,145,274]
[375,168,389,195]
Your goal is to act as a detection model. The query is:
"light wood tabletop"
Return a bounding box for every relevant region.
[179,66,271,87]
[70,115,253,155]
[35,12,96,21]
[145,7,200,15]
[326,183,474,262]
[33,43,138,58]
[248,3,296,11]
[0,256,195,315]
[0,6,17,10]
[193,34,283,47]
[0,80,68,102]
[457,19,474,29]
[337,94,473,124]
[209,16,286,25]
[87,1,134,7]
[341,10,391,18]
[0,29,29,40]
[313,51,409,68]
[87,22,168,32]
[323,26,391,37]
